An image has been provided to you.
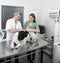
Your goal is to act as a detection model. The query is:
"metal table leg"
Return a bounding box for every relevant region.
[38,48,44,63]
[40,49,43,63]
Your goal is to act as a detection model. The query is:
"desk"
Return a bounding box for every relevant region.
[0,39,49,63]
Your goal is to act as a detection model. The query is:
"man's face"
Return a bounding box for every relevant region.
[16,14,21,21]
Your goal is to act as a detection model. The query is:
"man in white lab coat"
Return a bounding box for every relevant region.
[6,12,22,49]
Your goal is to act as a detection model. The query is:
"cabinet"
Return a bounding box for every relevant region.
[43,37,54,58]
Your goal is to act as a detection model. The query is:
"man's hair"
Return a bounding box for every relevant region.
[13,12,21,16]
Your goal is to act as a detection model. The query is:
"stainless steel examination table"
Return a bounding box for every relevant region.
[0,39,49,63]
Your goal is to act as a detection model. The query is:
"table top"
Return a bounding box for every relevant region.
[0,39,49,59]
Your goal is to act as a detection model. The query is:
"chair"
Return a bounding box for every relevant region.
[38,25,45,39]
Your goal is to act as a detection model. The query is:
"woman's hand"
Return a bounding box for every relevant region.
[25,29,40,32]
[25,29,31,32]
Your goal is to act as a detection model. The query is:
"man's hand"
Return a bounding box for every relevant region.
[8,28,20,33]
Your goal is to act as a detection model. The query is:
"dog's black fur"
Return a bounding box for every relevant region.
[18,31,29,41]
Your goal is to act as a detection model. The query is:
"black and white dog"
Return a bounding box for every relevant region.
[11,31,38,49]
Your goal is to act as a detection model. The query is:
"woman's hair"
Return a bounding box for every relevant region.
[29,13,36,23]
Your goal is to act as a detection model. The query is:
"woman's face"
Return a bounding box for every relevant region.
[29,16,34,22]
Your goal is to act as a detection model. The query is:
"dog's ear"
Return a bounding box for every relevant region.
[18,31,23,41]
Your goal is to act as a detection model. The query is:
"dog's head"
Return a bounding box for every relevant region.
[18,31,29,41]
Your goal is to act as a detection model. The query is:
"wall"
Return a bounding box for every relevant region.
[24,0,60,38]
[40,0,60,38]
[0,0,41,29]
[0,0,24,29]
[0,0,59,38]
